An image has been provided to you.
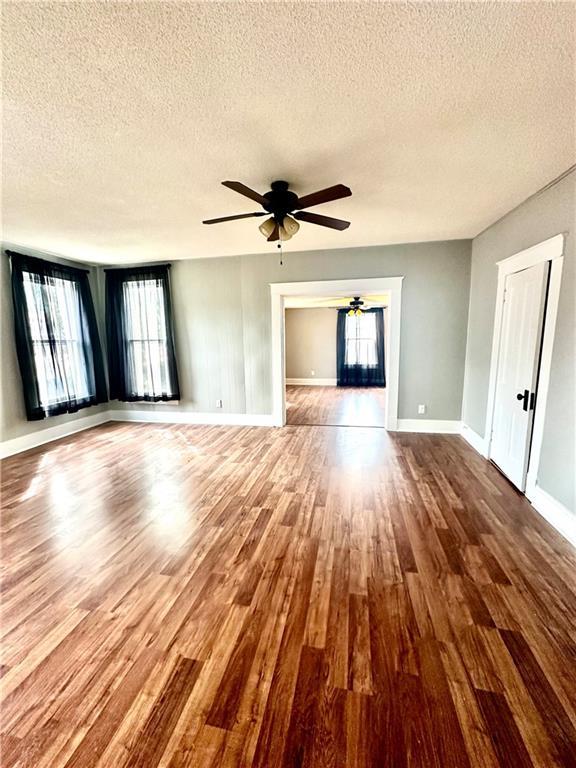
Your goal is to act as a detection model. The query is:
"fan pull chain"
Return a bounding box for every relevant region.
[278,241,283,266]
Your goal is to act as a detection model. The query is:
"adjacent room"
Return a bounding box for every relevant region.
[285,294,388,427]
[1,2,575,767]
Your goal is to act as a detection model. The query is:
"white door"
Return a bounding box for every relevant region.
[490,261,549,490]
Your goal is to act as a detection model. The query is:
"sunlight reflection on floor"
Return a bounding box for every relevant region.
[286,385,386,428]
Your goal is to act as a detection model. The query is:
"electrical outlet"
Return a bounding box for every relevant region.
[216,399,223,408]
[418,404,426,415]
[310,369,315,376]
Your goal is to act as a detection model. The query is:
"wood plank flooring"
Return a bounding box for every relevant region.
[286,385,386,426]
[1,421,576,767]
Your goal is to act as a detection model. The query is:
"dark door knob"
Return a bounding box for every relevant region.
[516,389,529,411]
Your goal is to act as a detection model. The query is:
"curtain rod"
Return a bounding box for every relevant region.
[6,250,91,273]
[103,264,171,272]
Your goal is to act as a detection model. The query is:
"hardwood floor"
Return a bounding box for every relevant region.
[286,385,386,427]
[1,421,576,767]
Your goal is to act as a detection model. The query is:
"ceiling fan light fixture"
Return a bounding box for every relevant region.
[282,215,300,237]
[259,217,276,238]
[347,296,365,316]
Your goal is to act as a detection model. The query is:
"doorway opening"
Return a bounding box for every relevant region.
[270,277,403,429]
[284,296,389,427]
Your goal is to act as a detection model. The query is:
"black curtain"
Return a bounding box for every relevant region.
[9,251,108,421]
[105,264,180,402]
[337,307,386,387]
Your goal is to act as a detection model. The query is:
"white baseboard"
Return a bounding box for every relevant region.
[0,408,278,459]
[460,423,489,457]
[0,411,110,459]
[526,484,576,548]
[107,409,276,428]
[396,419,462,434]
[460,424,574,549]
[286,378,337,386]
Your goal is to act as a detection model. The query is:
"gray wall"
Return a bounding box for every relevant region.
[169,257,247,414]
[462,169,575,512]
[0,246,108,442]
[285,308,337,380]
[1,238,472,442]
[115,239,471,421]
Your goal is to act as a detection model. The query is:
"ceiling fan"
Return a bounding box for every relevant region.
[347,297,365,316]
[202,180,352,241]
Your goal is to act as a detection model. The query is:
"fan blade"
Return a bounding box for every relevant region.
[222,181,268,206]
[295,184,351,210]
[293,211,350,230]
[267,222,280,241]
[203,212,266,224]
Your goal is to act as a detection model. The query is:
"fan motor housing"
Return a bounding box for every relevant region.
[263,180,299,220]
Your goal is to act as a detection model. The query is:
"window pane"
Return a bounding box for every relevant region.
[123,279,172,397]
[22,272,91,407]
[344,313,378,366]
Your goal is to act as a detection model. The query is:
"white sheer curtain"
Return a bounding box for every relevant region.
[344,312,378,366]
[22,272,91,407]
[122,278,171,398]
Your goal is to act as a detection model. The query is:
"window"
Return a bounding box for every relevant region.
[9,252,108,421]
[22,272,91,407]
[337,308,386,387]
[105,266,180,402]
[123,279,171,398]
[345,312,378,366]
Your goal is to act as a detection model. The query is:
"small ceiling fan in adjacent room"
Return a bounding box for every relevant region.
[347,297,365,316]
[202,180,352,241]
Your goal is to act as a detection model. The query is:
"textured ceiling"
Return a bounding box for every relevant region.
[3,1,575,264]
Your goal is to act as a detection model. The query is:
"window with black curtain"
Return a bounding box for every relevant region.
[8,251,108,421]
[105,265,180,402]
[337,307,386,387]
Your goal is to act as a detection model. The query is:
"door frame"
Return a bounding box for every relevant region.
[484,233,565,495]
[270,276,404,429]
